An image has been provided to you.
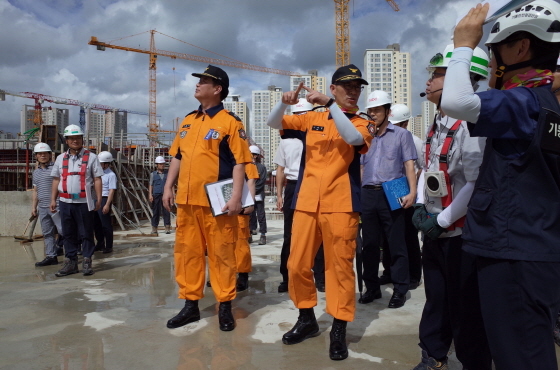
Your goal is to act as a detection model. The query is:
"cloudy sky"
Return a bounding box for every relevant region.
[0,0,487,138]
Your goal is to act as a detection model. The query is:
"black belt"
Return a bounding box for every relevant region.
[363,184,383,190]
[287,180,298,184]
[102,196,108,198]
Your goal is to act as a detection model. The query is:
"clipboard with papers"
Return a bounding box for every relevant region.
[204,178,254,217]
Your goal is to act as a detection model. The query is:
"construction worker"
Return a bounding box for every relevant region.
[442,2,560,368]
[32,142,63,267]
[51,124,103,277]
[149,156,171,234]
[93,151,117,254]
[386,103,423,290]
[248,145,267,245]
[411,44,492,370]
[359,90,417,309]
[235,160,257,292]
[275,98,325,294]
[162,65,252,332]
[267,64,373,361]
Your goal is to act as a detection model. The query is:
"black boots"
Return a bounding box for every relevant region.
[236,273,249,292]
[282,308,320,345]
[218,301,235,331]
[35,256,58,267]
[329,318,348,360]
[82,257,94,276]
[55,258,79,277]
[167,300,200,329]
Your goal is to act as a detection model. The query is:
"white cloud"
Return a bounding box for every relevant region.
[1,0,490,136]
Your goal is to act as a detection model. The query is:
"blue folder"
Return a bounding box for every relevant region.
[382,176,410,211]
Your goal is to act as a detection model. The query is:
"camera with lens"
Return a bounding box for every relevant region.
[425,171,448,197]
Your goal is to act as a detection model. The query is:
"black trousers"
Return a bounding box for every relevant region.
[94,197,113,250]
[279,181,324,284]
[419,236,491,369]
[361,187,409,294]
[59,202,95,259]
[477,256,560,369]
[382,207,422,282]
[249,198,267,234]
[151,194,170,227]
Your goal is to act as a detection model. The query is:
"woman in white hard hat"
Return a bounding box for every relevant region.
[31,142,63,267]
[149,156,171,234]
[444,2,560,367]
[93,151,117,253]
[248,145,267,245]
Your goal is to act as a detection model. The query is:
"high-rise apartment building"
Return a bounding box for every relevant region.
[224,95,250,132]
[410,114,425,141]
[20,105,69,135]
[104,110,128,143]
[251,85,283,169]
[420,100,437,141]
[363,43,411,109]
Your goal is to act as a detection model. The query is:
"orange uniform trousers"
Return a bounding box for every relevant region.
[235,214,252,273]
[175,204,238,302]
[288,209,359,322]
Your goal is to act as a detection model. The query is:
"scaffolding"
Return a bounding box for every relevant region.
[0,131,175,231]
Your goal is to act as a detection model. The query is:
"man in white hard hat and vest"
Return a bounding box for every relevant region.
[149,156,171,234]
[411,44,491,370]
[51,124,103,277]
[248,145,267,245]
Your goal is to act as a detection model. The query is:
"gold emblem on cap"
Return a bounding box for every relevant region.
[349,68,358,73]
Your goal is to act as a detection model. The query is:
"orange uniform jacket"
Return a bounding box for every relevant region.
[280,111,373,213]
[169,104,253,205]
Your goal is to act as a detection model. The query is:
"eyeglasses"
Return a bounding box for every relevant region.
[66,137,83,142]
[336,83,364,92]
[487,38,524,60]
[429,53,444,67]
[429,72,446,80]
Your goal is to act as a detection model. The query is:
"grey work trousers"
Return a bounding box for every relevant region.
[38,206,60,258]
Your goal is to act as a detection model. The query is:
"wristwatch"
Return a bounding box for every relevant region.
[325,98,335,108]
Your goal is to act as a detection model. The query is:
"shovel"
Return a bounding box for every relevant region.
[14,215,37,241]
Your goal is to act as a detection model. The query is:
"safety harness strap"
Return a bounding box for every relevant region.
[425,119,465,230]
[60,150,90,199]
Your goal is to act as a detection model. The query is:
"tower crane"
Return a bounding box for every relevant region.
[334,0,399,67]
[89,31,298,145]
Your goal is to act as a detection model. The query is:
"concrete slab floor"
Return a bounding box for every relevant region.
[1,219,559,370]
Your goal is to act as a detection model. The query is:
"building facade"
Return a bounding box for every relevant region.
[20,105,69,135]
[420,100,437,141]
[363,43,411,109]
[251,86,283,169]
[224,95,250,132]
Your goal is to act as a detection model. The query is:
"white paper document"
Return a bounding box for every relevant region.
[455,0,534,26]
[204,178,254,217]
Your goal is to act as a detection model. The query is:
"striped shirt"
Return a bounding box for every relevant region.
[33,163,55,207]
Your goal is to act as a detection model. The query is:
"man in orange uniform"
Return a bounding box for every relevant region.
[163,65,252,332]
[235,159,257,292]
[267,64,373,361]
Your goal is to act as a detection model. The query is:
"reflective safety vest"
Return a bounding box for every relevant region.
[60,150,90,199]
[425,119,465,230]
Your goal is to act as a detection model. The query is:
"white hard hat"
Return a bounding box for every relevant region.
[155,156,166,164]
[388,104,411,124]
[98,151,113,163]
[486,0,560,45]
[34,142,52,153]
[63,124,84,137]
[365,90,391,109]
[428,44,490,79]
[292,98,313,113]
[249,145,261,155]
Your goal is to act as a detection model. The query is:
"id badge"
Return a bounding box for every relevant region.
[204,129,214,140]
